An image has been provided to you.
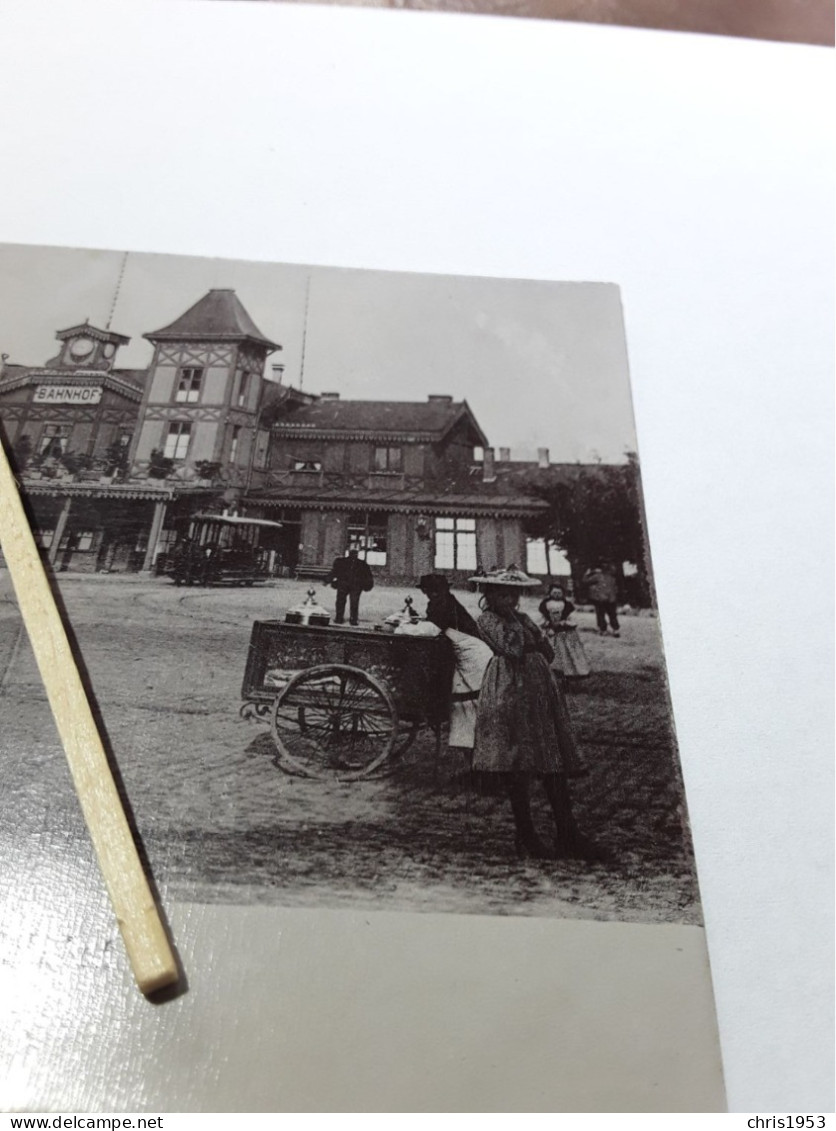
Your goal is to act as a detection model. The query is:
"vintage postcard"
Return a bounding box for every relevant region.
[0,242,723,1110]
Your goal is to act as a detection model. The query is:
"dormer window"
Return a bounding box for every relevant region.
[175,367,203,403]
[373,446,403,473]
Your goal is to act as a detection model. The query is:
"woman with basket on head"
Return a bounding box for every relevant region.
[471,567,602,861]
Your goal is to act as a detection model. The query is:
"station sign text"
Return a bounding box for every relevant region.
[34,385,103,405]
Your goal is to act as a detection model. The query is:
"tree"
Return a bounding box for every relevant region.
[521,453,653,606]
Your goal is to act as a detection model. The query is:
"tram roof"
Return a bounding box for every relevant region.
[189,514,283,529]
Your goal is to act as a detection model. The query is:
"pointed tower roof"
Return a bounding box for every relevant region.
[144,290,280,351]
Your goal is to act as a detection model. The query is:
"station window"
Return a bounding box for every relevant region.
[237,372,250,408]
[59,530,95,552]
[347,511,388,566]
[38,424,71,458]
[373,446,403,473]
[292,460,322,472]
[175,367,203,403]
[163,421,192,460]
[34,528,54,549]
[254,429,270,470]
[230,425,241,464]
[434,517,476,571]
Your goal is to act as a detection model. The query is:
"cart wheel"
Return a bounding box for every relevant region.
[271,664,398,780]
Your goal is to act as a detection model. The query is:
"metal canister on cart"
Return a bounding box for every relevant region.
[285,587,331,627]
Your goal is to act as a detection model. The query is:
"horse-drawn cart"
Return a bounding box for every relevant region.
[241,621,454,780]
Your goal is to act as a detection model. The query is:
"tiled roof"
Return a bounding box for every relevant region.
[145,289,279,351]
[113,368,149,389]
[250,466,547,516]
[274,398,487,444]
[248,459,619,516]
[0,364,31,386]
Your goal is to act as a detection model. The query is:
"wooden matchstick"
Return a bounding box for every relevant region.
[0,437,178,995]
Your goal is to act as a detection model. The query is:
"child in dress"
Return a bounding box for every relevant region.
[538,585,591,679]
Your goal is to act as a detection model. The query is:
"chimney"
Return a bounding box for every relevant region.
[271,363,285,383]
[320,392,340,401]
[499,447,511,462]
[428,395,453,404]
[483,447,496,482]
[537,447,550,469]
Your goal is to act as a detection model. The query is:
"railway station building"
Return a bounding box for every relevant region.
[246,395,551,584]
[0,287,557,582]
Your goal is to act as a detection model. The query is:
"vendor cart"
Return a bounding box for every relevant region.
[241,621,454,780]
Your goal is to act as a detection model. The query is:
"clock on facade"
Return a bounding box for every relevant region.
[69,337,95,360]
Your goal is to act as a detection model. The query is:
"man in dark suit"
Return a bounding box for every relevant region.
[329,548,374,626]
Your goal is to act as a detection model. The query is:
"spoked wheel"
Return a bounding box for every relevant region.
[271,664,398,780]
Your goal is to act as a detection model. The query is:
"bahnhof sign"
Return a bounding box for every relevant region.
[34,385,103,404]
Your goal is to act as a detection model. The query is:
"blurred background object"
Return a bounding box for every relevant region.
[239,0,834,46]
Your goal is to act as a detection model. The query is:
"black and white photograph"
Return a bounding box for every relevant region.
[0,0,831,1111]
[1,243,698,924]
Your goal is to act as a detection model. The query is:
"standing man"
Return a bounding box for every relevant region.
[583,562,620,637]
[330,547,374,626]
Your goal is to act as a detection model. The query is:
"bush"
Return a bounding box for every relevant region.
[194,460,222,482]
[104,439,130,478]
[59,450,95,476]
[148,448,174,479]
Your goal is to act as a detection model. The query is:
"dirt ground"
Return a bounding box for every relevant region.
[0,572,701,924]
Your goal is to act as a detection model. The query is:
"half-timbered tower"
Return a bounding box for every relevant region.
[132,289,280,488]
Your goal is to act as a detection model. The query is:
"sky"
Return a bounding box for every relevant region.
[0,243,637,463]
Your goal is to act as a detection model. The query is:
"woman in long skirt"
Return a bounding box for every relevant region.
[471,568,601,860]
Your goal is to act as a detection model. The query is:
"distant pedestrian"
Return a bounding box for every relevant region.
[329,548,374,626]
[583,563,620,637]
[539,585,591,678]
